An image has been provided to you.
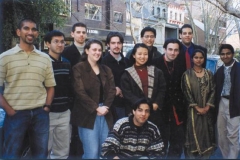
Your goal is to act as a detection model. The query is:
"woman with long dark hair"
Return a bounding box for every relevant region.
[120,43,166,132]
[71,39,116,159]
[181,49,215,159]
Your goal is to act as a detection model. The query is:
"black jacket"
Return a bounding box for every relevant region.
[177,43,207,74]
[153,55,187,123]
[62,44,82,67]
[214,61,240,121]
[101,52,128,107]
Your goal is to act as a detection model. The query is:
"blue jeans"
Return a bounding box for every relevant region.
[78,115,109,159]
[3,107,49,159]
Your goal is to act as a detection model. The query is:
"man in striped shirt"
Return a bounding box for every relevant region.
[44,30,73,159]
[0,18,56,159]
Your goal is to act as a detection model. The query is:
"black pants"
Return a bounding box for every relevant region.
[161,121,185,159]
[68,125,83,159]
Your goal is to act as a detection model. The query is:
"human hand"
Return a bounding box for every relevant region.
[7,108,16,116]
[153,103,159,111]
[116,87,123,98]
[195,106,206,115]
[96,106,109,116]
[113,156,119,159]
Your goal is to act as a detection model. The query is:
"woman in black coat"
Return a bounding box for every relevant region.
[120,43,166,129]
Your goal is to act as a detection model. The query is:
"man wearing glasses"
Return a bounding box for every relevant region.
[126,27,161,64]
[44,30,73,159]
[214,44,240,159]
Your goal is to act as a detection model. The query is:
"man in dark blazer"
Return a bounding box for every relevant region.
[177,24,207,73]
[214,44,240,159]
[62,22,87,67]
[61,22,87,159]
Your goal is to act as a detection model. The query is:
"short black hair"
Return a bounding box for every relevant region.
[44,30,65,43]
[81,39,103,63]
[129,43,150,66]
[105,32,124,45]
[140,26,156,38]
[132,98,153,113]
[219,44,234,55]
[180,24,193,34]
[17,18,37,30]
[163,38,182,50]
[72,22,87,32]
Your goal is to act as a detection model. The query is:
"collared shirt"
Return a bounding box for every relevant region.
[0,45,56,110]
[221,60,236,96]
[182,43,195,67]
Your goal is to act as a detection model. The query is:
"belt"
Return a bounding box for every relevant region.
[222,95,230,99]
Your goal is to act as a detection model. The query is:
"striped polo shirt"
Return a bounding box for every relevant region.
[0,45,56,110]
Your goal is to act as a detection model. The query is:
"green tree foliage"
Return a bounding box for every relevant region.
[2,0,68,50]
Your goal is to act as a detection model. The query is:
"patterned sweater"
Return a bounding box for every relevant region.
[101,115,165,159]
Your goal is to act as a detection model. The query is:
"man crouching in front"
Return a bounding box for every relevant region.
[101,98,165,159]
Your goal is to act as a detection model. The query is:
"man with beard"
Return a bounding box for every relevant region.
[0,18,56,159]
[102,32,128,122]
[126,27,161,65]
[44,30,73,159]
[153,39,186,159]
[62,22,87,67]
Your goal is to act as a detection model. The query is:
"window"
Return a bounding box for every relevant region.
[170,11,172,19]
[163,9,166,18]
[59,0,71,17]
[85,3,102,21]
[157,7,160,15]
[152,6,154,15]
[113,12,123,23]
[179,14,182,21]
[175,13,177,20]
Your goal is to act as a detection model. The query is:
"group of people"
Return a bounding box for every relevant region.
[0,18,239,160]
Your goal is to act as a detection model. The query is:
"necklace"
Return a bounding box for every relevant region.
[163,56,174,74]
[193,68,203,73]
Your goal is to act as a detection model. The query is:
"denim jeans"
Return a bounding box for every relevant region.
[78,114,109,159]
[3,107,49,159]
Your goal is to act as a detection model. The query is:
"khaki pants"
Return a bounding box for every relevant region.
[48,110,71,159]
[217,97,240,159]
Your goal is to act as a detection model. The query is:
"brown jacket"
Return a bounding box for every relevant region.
[71,60,116,129]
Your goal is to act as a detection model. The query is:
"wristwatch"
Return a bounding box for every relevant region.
[43,104,51,109]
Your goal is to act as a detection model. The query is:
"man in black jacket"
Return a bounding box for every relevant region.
[102,32,128,123]
[62,22,87,67]
[126,27,161,64]
[214,44,240,159]
[61,22,87,159]
[177,24,207,72]
[153,39,186,159]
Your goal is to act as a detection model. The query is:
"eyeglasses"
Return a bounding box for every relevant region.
[220,52,232,56]
[143,35,155,39]
[52,40,66,45]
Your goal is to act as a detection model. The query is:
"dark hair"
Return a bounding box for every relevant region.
[17,18,37,30]
[219,44,234,55]
[132,98,153,113]
[81,39,103,63]
[129,43,150,66]
[140,26,156,37]
[191,49,206,67]
[72,22,87,32]
[44,30,65,43]
[105,32,124,45]
[163,38,182,50]
[180,24,193,34]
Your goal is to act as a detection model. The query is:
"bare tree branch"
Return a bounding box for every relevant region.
[205,0,240,18]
